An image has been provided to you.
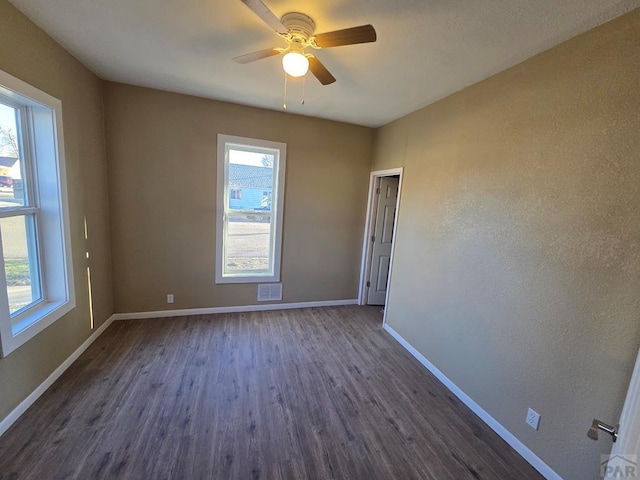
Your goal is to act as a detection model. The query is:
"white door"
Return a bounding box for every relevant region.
[367,176,399,305]
[605,348,640,478]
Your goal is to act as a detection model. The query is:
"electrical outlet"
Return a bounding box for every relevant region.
[526,408,541,430]
[167,294,174,304]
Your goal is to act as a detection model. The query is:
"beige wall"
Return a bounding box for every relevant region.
[373,9,640,480]
[0,1,113,420]
[103,83,373,313]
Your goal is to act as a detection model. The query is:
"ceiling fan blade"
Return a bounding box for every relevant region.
[308,57,336,85]
[314,24,377,48]
[233,48,280,64]
[240,0,288,35]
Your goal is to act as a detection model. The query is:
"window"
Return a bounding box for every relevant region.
[0,70,74,357]
[216,134,286,283]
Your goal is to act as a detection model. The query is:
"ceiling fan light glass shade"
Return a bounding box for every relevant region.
[282,52,309,77]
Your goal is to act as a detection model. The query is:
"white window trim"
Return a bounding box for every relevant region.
[215,134,286,284]
[0,70,75,357]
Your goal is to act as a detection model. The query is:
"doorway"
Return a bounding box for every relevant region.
[358,168,403,309]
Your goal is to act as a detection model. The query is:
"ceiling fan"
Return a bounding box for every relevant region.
[234,0,377,85]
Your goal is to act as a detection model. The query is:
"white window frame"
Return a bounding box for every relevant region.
[0,70,75,357]
[215,134,286,284]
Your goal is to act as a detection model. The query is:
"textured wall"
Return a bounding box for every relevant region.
[0,1,113,420]
[104,83,373,313]
[373,8,640,480]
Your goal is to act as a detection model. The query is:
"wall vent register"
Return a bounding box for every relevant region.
[257,283,283,301]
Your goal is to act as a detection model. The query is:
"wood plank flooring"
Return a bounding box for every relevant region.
[0,306,543,479]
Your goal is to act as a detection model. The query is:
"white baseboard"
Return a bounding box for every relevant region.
[383,323,563,480]
[0,314,116,437]
[112,299,358,321]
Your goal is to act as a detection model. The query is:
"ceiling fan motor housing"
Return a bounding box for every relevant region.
[281,12,316,42]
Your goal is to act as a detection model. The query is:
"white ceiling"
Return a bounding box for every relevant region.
[8,0,640,127]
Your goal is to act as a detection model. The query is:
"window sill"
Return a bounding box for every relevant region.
[1,299,75,357]
[215,273,280,284]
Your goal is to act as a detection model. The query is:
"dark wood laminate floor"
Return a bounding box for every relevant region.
[0,306,543,480]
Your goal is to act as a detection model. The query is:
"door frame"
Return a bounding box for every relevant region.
[607,346,640,473]
[357,167,404,320]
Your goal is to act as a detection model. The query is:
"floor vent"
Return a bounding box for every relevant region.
[257,283,283,302]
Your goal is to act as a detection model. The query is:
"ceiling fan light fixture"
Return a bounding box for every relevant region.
[282,51,309,77]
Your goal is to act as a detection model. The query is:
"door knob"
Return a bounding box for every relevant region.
[588,419,619,442]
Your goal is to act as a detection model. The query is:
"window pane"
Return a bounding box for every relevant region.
[228,150,274,212]
[0,102,26,207]
[1,214,41,315]
[225,212,271,272]
[225,148,275,275]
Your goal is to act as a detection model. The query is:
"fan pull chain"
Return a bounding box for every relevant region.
[283,72,288,110]
[301,75,305,105]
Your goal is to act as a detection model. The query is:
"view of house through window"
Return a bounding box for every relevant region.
[216,135,286,284]
[0,102,42,316]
